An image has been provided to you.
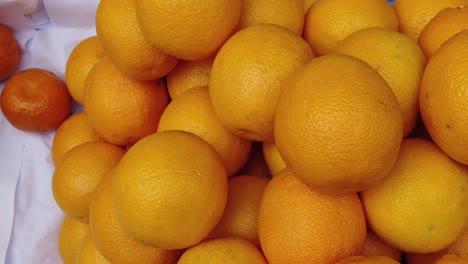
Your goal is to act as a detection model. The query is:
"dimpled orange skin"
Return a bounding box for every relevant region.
[419,30,468,165]
[0,24,21,81]
[362,229,402,262]
[166,57,214,99]
[58,216,89,264]
[434,254,468,264]
[335,255,400,264]
[274,54,403,194]
[75,233,110,264]
[135,0,241,61]
[112,130,228,250]
[258,169,367,264]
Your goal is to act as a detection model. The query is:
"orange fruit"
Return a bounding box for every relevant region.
[178,237,266,264]
[166,57,214,100]
[275,54,403,194]
[89,172,182,264]
[407,228,468,264]
[335,255,400,264]
[65,36,105,105]
[434,254,468,264]
[135,0,241,60]
[157,87,251,176]
[0,24,21,81]
[52,142,124,221]
[239,142,271,179]
[1,68,72,132]
[75,233,110,264]
[96,0,178,81]
[361,138,468,253]
[258,169,367,264]
[237,0,304,34]
[84,58,168,146]
[58,216,89,264]
[303,0,318,13]
[362,229,402,262]
[209,24,313,142]
[419,30,468,165]
[303,0,398,55]
[418,6,468,59]
[208,175,269,246]
[393,0,467,40]
[336,27,426,137]
[51,112,102,166]
[262,142,286,176]
[112,130,228,249]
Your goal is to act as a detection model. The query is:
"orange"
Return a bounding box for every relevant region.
[262,142,286,176]
[275,54,403,194]
[58,216,89,264]
[434,255,468,264]
[52,142,124,221]
[239,142,271,179]
[419,30,468,165]
[96,0,178,81]
[258,169,367,264]
[393,0,467,40]
[208,175,269,246]
[335,256,400,264]
[178,237,267,264]
[75,233,110,264]
[362,229,402,262]
[407,228,468,264]
[418,6,468,59]
[89,172,182,264]
[336,27,426,137]
[51,112,102,166]
[135,0,241,60]
[157,87,251,176]
[303,0,398,55]
[1,68,72,132]
[65,36,105,105]
[237,0,304,34]
[112,130,228,249]
[84,58,168,146]
[166,57,214,99]
[209,24,313,142]
[0,24,21,81]
[361,138,468,253]
[303,0,317,13]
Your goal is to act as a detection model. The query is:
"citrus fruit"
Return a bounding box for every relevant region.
[208,175,269,246]
[419,30,468,165]
[51,112,102,166]
[75,233,110,264]
[0,24,21,81]
[237,0,304,34]
[303,0,398,55]
[418,6,468,58]
[135,0,241,60]
[157,87,251,176]
[89,172,182,264]
[303,0,317,13]
[434,254,468,264]
[52,141,124,221]
[84,58,168,146]
[361,138,468,253]
[209,24,313,142]
[96,0,178,81]
[58,216,89,264]
[335,255,400,264]
[239,142,271,179]
[262,142,286,176]
[258,169,367,264]
[178,237,267,264]
[275,54,403,194]
[362,229,402,262]
[65,36,105,105]
[336,27,426,137]
[112,130,228,249]
[393,0,467,40]
[1,68,72,132]
[166,57,214,99]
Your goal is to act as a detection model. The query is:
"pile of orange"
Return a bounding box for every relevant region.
[2,0,468,263]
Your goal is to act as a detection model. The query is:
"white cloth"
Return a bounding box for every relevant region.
[0,1,99,263]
